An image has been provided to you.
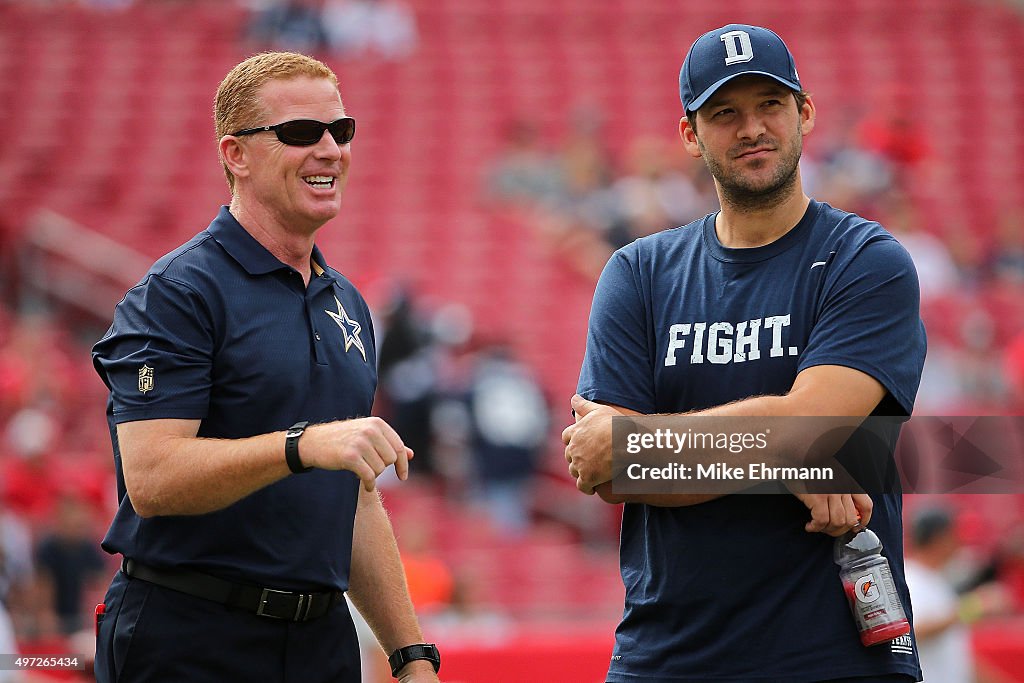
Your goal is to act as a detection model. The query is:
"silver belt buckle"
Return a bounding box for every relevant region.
[257,588,290,619]
[257,588,316,620]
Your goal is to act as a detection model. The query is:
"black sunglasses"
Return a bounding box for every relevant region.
[231,117,356,146]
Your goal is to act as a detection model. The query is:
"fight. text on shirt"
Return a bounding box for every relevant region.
[664,313,797,366]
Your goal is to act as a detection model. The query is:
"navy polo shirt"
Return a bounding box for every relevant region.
[579,200,926,681]
[93,206,377,591]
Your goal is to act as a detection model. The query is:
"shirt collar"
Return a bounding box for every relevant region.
[207,206,339,284]
[703,200,819,264]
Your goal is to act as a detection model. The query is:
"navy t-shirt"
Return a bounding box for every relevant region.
[578,200,926,681]
[93,207,377,591]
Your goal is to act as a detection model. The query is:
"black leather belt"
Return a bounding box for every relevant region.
[121,558,343,622]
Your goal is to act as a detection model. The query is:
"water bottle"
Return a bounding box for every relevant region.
[833,528,911,646]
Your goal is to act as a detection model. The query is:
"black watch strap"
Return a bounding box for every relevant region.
[285,421,312,474]
[388,643,440,678]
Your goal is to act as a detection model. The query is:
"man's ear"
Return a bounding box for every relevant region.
[219,136,250,182]
[800,96,816,136]
[680,116,702,159]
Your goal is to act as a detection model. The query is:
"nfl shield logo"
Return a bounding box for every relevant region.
[138,365,154,393]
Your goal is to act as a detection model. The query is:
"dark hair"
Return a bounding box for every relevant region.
[911,507,954,547]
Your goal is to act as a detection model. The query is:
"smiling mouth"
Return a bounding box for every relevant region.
[303,175,335,190]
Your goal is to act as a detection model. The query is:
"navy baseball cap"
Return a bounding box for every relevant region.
[680,24,801,113]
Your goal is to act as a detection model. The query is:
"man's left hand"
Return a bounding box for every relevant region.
[792,492,872,537]
[562,394,622,494]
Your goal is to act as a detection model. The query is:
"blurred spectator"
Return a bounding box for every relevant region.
[555,106,619,238]
[955,309,1007,406]
[396,518,454,615]
[422,568,512,643]
[991,210,1024,285]
[464,344,548,535]
[856,107,930,183]
[860,112,929,166]
[813,119,894,219]
[945,230,991,291]
[918,307,1010,413]
[987,525,1024,614]
[0,609,17,681]
[915,345,967,413]
[0,502,32,682]
[1,406,63,525]
[905,507,1009,683]
[612,136,713,247]
[0,503,33,608]
[885,194,959,301]
[246,0,329,53]
[34,494,105,636]
[377,290,440,476]
[484,111,620,281]
[484,120,563,208]
[0,312,80,423]
[323,0,418,59]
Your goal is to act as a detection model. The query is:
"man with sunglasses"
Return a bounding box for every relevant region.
[92,52,439,683]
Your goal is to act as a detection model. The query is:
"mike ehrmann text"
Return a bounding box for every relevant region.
[626,462,835,481]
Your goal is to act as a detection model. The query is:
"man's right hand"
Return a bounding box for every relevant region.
[301,417,412,491]
[792,492,872,536]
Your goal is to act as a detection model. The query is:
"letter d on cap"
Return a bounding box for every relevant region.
[721,30,754,65]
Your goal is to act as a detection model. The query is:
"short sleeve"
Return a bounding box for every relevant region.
[799,236,926,415]
[577,248,657,413]
[92,274,215,422]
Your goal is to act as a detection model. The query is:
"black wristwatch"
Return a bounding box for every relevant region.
[388,643,440,678]
[285,421,312,474]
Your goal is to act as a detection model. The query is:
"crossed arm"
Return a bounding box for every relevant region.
[562,364,885,536]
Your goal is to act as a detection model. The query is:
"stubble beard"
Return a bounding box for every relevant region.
[698,127,803,214]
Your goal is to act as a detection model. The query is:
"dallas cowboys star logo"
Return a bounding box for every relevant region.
[325,296,367,362]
